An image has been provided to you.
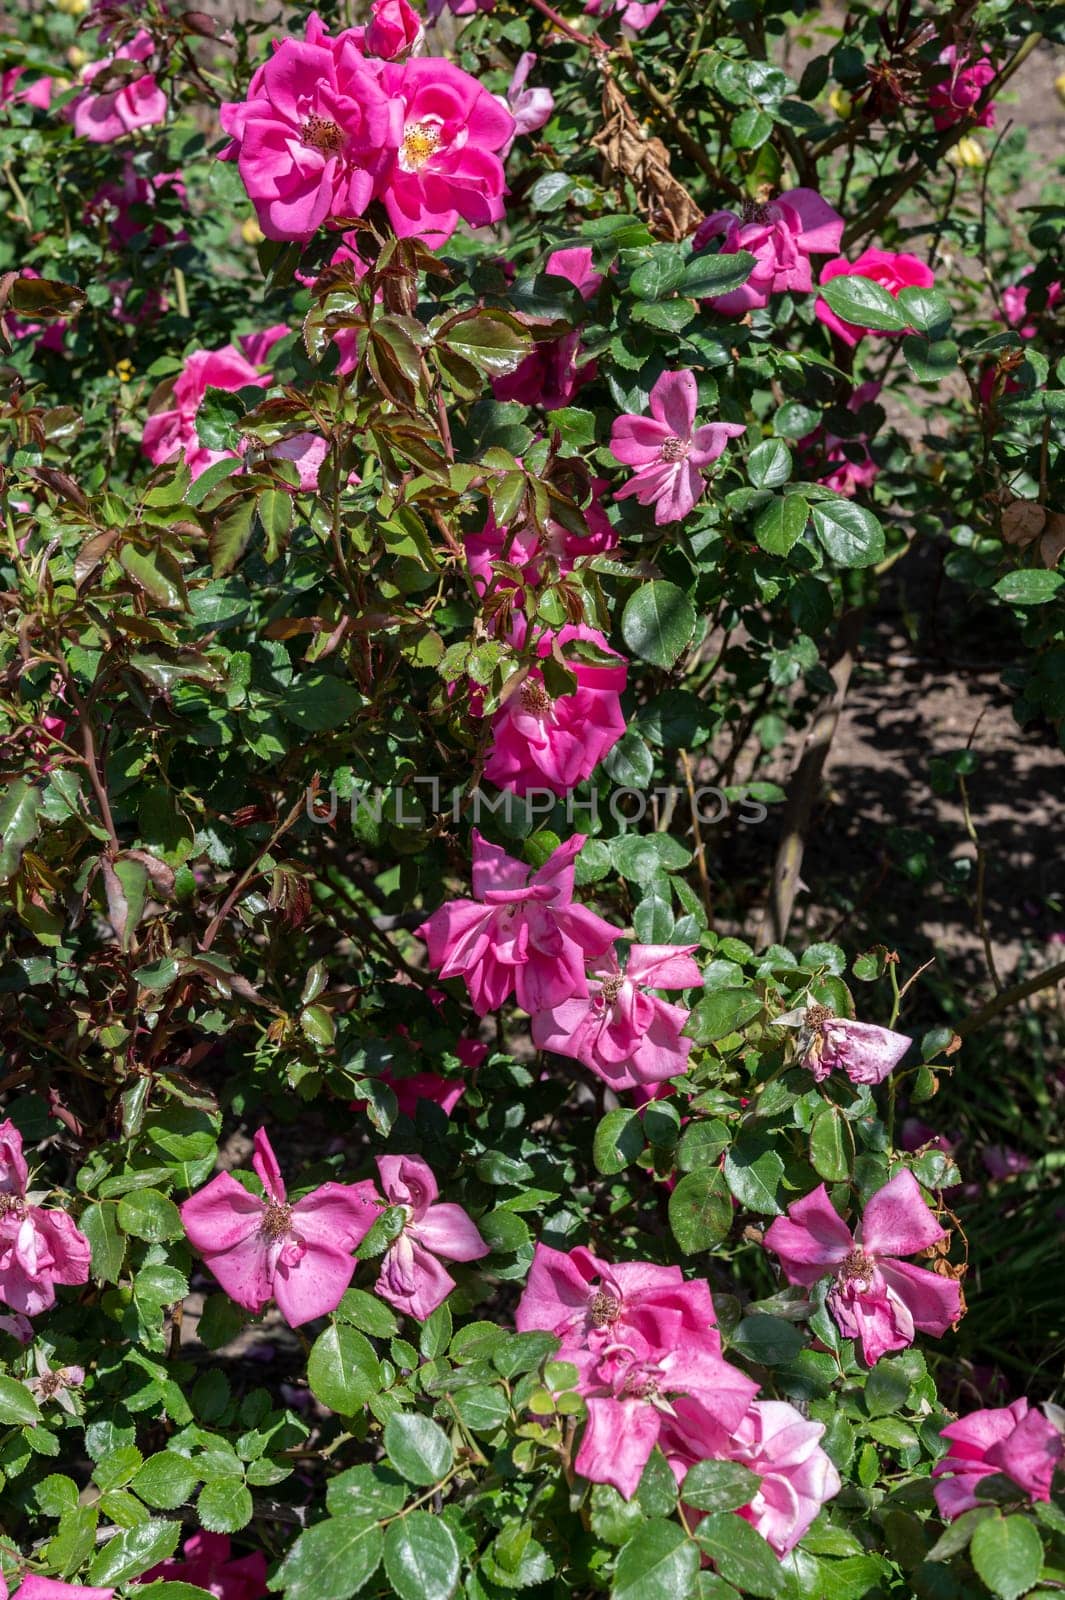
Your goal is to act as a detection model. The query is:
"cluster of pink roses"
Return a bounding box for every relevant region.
[516,1243,841,1551]
[419,832,702,1090]
[180,1129,487,1327]
[218,8,540,249]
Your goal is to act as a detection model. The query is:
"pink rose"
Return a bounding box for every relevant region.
[417,830,618,1015]
[928,47,996,131]
[465,478,617,598]
[692,188,844,314]
[797,381,882,499]
[0,1120,91,1318]
[379,57,514,246]
[146,1531,268,1600]
[482,623,627,797]
[610,368,744,524]
[0,68,54,109]
[180,1128,378,1327]
[531,942,702,1090]
[493,245,602,409]
[366,0,425,58]
[934,1399,1063,1519]
[69,29,167,143]
[764,1171,962,1366]
[815,249,935,346]
[374,1154,487,1320]
[1001,271,1063,340]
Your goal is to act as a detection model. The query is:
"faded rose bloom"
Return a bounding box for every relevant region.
[375,1155,488,1320]
[0,1119,91,1318]
[815,249,935,346]
[145,1531,268,1600]
[24,1347,85,1415]
[692,189,844,314]
[68,29,166,142]
[610,369,744,524]
[482,623,628,797]
[531,943,702,1090]
[764,1171,962,1365]
[417,830,618,1016]
[928,46,996,131]
[663,1396,842,1555]
[934,1399,1063,1519]
[180,1128,378,1328]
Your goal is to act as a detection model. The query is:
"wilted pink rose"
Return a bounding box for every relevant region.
[610,369,745,524]
[934,1399,1063,1519]
[815,249,935,346]
[68,29,166,142]
[380,57,513,246]
[0,1120,91,1319]
[220,21,398,242]
[375,1155,487,1320]
[366,0,424,59]
[180,1128,378,1328]
[24,1348,85,1416]
[928,47,996,131]
[145,1531,268,1600]
[692,189,844,314]
[483,623,627,796]
[465,480,617,598]
[494,246,602,410]
[799,1003,910,1085]
[417,830,618,1015]
[764,1172,962,1365]
[663,1397,842,1555]
[531,943,702,1090]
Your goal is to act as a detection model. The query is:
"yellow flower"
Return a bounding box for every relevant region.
[66,46,88,69]
[55,0,88,14]
[110,360,134,383]
[947,136,986,169]
[828,88,853,119]
[241,216,265,246]
[1056,71,1065,106]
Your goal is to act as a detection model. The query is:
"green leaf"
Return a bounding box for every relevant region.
[730,1315,804,1365]
[327,1463,407,1520]
[993,570,1064,606]
[87,1518,181,1584]
[621,581,697,669]
[612,1520,699,1600]
[681,1460,761,1514]
[747,439,793,490]
[436,310,529,377]
[0,1374,43,1427]
[681,250,757,300]
[383,1413,454,1486]
[336,1287,400,1339]
[754,495,808,556]
[669,1168,733,1252]
[274,1515,384,1600]
[685,989,762,1043]
[730,109,773,149]
[209,497,257,578]
[810,1106,851,1182]
[970,1514,1045,1600]
[195,386,247,452]
[724,1137,785,1216]
[119,543,187,609]
[811,500,885,569]
[280,672,363,732]
[0,778,42,880]
[133,1452,200,1510]
[198,1476,253,1534]
[80,1200,126,1283]
[895,285,953,335]
[383,1511,460,1600]
[901,335,958,383]
[116,1188,184,1242]
[694,1512,786,1598]
[819,277,907,333]
[630,245,689,300]
[594,1108,646,1175]
[308,1323,382,1416]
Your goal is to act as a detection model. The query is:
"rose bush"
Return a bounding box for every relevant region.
[0,1,1063,1598]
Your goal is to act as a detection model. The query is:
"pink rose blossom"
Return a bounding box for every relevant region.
[929,47,996,131]
[692,189,844,314]
[610,369,745,524]
[798,1003,910,1086]
[425,0,493,19]
[982,1144,1031,1180]
[465,480,617,598]
[0,68,54,109]
[0,1119,91,1319]
[499,52,554,155]
[180,1128,378,1328]
[0,1311,34,1344]
[798,381,882,500]
[764,1171,962,1365]
[417,830,618,1015]
[584,0,665,31]
[366,0,425,59]
[142,341,268,481]
[0,1580,113,1600]
[68,29,167,142]
[483,623,627,797]
[933,1399,1063,1519]
[375,1155,487,1320]
[493,246,602,410]
[145,1531,268,1600]
[663,1397,842,1555]
[85,159,186,251]
[531,943,702,1090]
[219,22,399,242]
[380,57,514,246]
[1001,272,1063,340]
[815,249,935,346]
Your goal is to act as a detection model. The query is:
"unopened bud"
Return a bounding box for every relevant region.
[828,87,853,118]
[947,135,986,169]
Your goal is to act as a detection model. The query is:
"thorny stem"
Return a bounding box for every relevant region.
[613,37,743,200]
[956,958,1065,1037]
[679,748,713,927]
[200,790,310,952]
[528,0,609,54]
[63,681,120,853]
